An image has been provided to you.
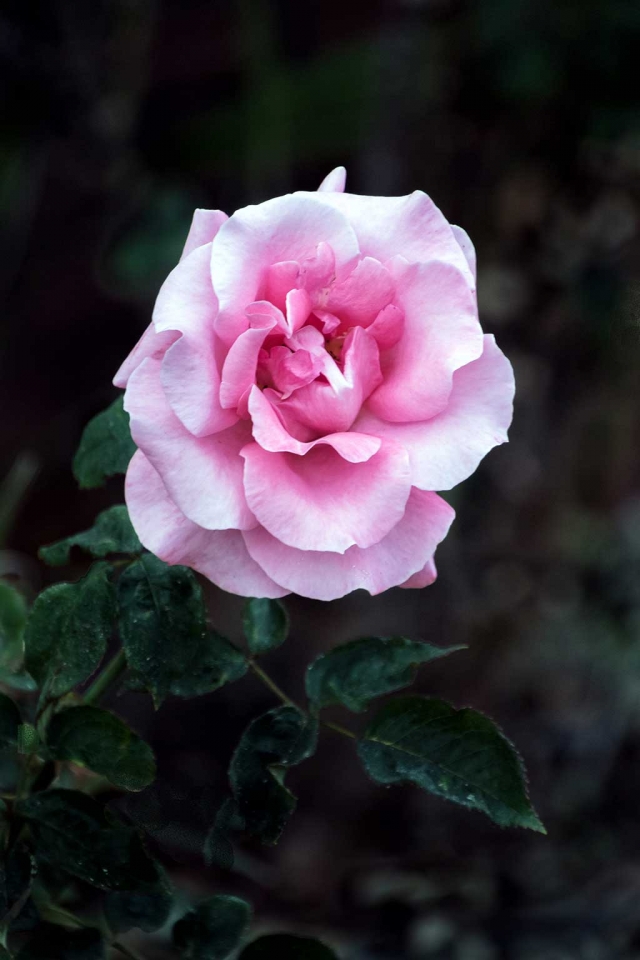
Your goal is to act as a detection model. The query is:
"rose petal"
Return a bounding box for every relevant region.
[399,558,438,589]
[181,209,228,260]
[125,357,256,531]
[323,256,395,328]
[154,242,236,437]
[300,189,474,282]
[451,224,476,280]
[220,314,277,410]
[126,451,287,598]
[212,194,359,345]
[317,166,347,193]
[277,326,382,436]
[241,438,411,553]
[357,335,514,490]
[243,487,455,601]
[113,323,179,389]
[367,258,483,422]
[248,385,381,462]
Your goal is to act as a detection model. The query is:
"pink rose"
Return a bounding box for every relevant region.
[115,167,514,601]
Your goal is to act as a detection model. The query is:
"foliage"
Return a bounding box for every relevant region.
[0,397,542,957]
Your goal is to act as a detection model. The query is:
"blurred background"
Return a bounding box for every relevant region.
[2,1,640,957]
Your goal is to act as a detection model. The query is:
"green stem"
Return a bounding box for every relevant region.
[83,649,127,706]
[248,660,358,740]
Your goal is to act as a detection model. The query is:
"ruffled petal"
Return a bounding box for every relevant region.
[113,323,179,389]
[367,258,483,422]
[240,437,411,553]
[154,242,236,437]
[451,224,476,280]
[180,209,228,260]
[323,256,395,328]
[248,386,380,462]
[212,194,359,345]
[277,326,382,436]
[220,314,276,410]
[126,451,287,598]
[299,189,473,282]
[124,357,256,531]
[357,335,514,491]
[317,166,347,193]
[243,488,454,601]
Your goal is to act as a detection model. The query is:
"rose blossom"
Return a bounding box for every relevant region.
[114,167,514,601]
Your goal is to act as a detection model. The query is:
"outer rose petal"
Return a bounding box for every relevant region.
[212,194,359,345]
[154,242,237,437]
[318,166,347,193]
[126,451,288,598]
[399,558,437,589]
[367,258,483,422]
[124,357,256,531]
[180,209,228,260]
[299,189,473,283]
[241,439,411,553]
[243,488,455,601]
[113,323,179,389]
[356,335,514,491]
[451,224,476,281]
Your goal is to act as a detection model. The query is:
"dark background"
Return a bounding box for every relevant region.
[2,1,640,957]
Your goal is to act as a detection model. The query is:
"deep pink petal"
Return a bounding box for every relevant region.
[317,166,347,193]
[243,488,454,601]
[126,451,287,598]
[366,304,404,350]
[124,357,256,531]
[212,195,359,345]
[356,335,514,490]
[113,323,179,389]
[367,258,483,422]
[153,242,236,437]
[299,189,473,282]
[241,438,411,553]
[248,386,380,462]
[277,326,382,435]
[180,209,228,260]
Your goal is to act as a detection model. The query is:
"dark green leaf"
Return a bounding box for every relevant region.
[306,637,466,713]
[17,923,104,959]
[39,506,141,567]
[118,555,246,706]
[0,844,35,930]
[239,934,338,959]
[229,706,317,845]
[203,799,245,871]
[72,396,136,489]
[16,790,158,891]
[357,696,545,833]
[0,581,33,690]
[0,692,20,747]
[105,860,173,933]
[242,599,289,655]
[172,895,251,960]
[24,563,116,700]
[47,705,156,791]
[16,724,39,756]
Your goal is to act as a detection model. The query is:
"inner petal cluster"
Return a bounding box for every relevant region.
[220,242,404,440]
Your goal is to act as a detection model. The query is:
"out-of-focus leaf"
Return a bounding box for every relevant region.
[24,564,116,700]
[47,706,155,792]
[203,798,245,871]
[0,692,20,747]
[239,934,339,959]
[242,599,289,656]
[172,895,251,960]
[39,506,141,567]
[306,637,465,713]
[0,581,33,689]
[72,397,136,490]
[358,696,545,833]
[229,706,317,845]
[16,790,157,891]
[104,860,173,933]
[118,555,246,707]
